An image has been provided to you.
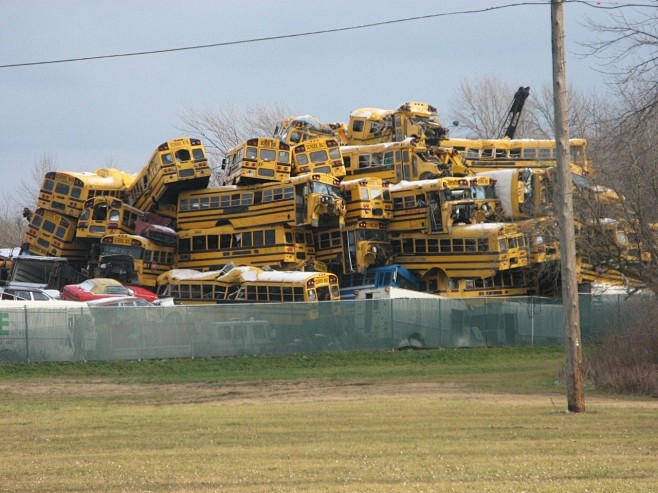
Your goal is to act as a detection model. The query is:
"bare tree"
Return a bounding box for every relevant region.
[448,77,606,140]
[176,102,294,184]
[0,195,28,248]
[527,83,608,139]
[584,6,658,121]
[17,152,58,211]
[448,76,537,138]
[573,6,658,295]
[583,103,658,295]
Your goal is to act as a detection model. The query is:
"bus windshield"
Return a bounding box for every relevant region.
[356,229,388,242]
[100,244,144,259]
[310,181,341,197]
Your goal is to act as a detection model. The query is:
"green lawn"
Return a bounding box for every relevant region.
[0,346,655,492]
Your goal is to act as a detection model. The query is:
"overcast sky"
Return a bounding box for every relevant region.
[0,0,635,204]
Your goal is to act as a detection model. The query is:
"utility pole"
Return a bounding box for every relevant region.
[551,0,586,413]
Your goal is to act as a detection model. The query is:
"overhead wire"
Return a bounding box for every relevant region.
[1,0,655,69]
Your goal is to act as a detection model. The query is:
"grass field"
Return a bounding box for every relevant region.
[0,346,656,492]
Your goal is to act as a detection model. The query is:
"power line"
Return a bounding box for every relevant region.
[1,0,654,69]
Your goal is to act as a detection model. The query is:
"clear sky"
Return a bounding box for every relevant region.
[0,0,629,204]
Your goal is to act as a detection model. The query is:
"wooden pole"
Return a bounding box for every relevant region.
[551,0,586,413]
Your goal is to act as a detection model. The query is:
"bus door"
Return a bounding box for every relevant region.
[396,149,412,182]
[342,230,356,274]
[427,191,443,233]
[295,183,307,225]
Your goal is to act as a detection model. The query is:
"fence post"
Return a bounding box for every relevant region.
[530,296,535,347]
[186,306,195,358]
[389,298,394,342]
[23,305,30,363]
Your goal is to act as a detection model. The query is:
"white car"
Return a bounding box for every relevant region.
[0,286,61,301]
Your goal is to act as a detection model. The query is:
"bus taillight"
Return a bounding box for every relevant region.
[158,143,170,151]
[306,279,316,288]
[102,236,113,243]
[190,139,202,146]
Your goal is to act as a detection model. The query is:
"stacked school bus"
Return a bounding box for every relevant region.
[21,138,211,291]
[309,101,645,296]
[18,100,647,301]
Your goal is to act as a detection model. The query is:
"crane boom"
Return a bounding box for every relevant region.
[498,86,530,139]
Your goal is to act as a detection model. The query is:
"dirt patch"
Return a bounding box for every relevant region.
[2,380,656,408]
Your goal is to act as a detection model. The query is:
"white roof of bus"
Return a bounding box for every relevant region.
[450,222,508,232]
[341,138,417,153]
[389,179,441,191]
[340,177,385,187]
[349,108,392,118]
[244,270,321,283]
[163,266,324,284]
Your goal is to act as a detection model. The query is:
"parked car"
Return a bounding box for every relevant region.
[86,296,154,308]
[0,286,61,301]
[61,278,159,303]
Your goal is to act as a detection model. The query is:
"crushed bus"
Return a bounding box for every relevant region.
[127,137,211,212]
[37,168,133,218]
[177,173,346,231]
[95,234,175,289]
[222,137,292,185]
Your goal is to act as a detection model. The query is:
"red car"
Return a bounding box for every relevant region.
[61,278,159,303]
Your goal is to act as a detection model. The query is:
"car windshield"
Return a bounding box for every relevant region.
[105,286,132,295]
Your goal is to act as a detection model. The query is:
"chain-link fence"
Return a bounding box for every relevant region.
[0,294,650,363]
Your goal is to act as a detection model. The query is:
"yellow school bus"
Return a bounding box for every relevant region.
[76,196,144,241]
[347,102,448,147]
[222,138,291,185]
[443,137,592,177]
[314,219,393,274]
[291,137,346,179]
[37,168,134,218]
[273,115,338,145]
[340,177,393,221]
[420,269,533,298]
[388,176,499,234]
[175,224,318,272]
[177,173,346,231]
[96,234,175,288]
[341,138,451,182]
[157,266,340,305]
[127,137,211,212]
[21,208,88,263]
[391,222,529,281]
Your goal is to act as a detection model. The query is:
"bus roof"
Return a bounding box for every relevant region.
[341,138,418,153]
[349,108,392,119]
